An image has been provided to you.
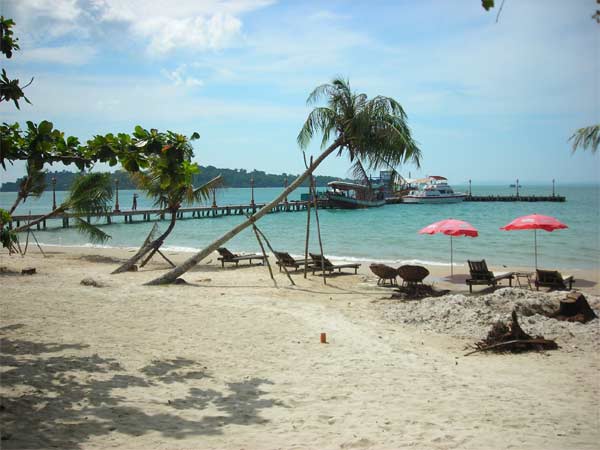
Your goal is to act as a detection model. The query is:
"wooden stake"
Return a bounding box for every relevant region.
[253,223,295,286]
[155,249,176,267]
[251,222,277,287]
[310,173,326,285]
[304,186,312,279]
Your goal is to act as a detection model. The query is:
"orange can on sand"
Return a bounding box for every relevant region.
[320,332,327,344]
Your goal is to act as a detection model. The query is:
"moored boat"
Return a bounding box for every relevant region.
[326,181,386,208]
[401,176,466,204]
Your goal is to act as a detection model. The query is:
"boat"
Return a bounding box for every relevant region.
[401,176,466,204]
[326,181,386,209]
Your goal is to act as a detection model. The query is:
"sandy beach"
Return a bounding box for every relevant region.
[1,246,599,449]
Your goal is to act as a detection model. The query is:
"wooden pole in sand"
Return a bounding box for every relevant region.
[303,153,312,279]
[304,188,312,279]
[252,222,296,286]
[251,222,277,287]
[310,173,327,285]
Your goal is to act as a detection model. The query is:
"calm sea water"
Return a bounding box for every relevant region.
[2,183,598,270]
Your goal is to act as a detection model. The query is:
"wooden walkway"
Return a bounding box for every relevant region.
[464,195,565,202]
[9,194,566,231]
[8,200,331,230]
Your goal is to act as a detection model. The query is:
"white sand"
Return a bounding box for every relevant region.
[1,246,599,449]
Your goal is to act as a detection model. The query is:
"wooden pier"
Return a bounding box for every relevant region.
[464,195,565,202]
[8,194,566,231]
[8,200,332,230]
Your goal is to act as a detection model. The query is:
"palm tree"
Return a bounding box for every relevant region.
[112,130,223,273]
[570,124,599,154]
[14,172,113,243]
[146,78,421,285]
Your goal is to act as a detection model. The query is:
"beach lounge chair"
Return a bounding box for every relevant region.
[398,265,430,287]
[535,269,574,291]
[310,253,360,275]
[273,251,311,272]
[466,260,514,293]
[217,247,267,268]
[370,263,399,285]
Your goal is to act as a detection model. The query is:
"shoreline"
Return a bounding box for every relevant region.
[12,242,600,292]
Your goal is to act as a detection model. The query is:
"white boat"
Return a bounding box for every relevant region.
[401,176,466,204]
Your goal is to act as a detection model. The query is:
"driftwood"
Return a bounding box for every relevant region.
[550,292,597,324]
[467,310,558,355]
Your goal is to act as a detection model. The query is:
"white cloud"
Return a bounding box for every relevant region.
[164,65,204,88]
[91,0,275,54]
[23,45,97,65]
[7,0,276,56]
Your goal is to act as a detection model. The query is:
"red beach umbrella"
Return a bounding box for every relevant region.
[419,219,479,276]
[500,214,568,269]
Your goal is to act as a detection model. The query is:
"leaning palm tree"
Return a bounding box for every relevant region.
[112,131,223,274]
[14,172,113,243]
[146,78,421,285]
[569,124,599,154]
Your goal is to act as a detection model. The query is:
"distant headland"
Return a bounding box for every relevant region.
[0,166,349,192]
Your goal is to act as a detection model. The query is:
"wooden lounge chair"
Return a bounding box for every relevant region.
[217,247,267,268]
[398,265,430,287]
[310,253,360,275]
[273,251,311,272]
[466,260,514,293]
[370,263,399,285]
[535,269,574,291]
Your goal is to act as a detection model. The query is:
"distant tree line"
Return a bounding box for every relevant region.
[0,166,349,192]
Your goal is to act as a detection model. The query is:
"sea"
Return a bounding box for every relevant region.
[2,183,598,271]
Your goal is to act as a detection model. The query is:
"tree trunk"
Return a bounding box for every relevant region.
[112,211,178,274]
[8,192,24,215]
[14,206,66,233]
[145,139,342,285]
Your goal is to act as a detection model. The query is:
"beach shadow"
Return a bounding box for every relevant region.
[140,358,209,384]
[78,255,125,264]
[0,331,284,449]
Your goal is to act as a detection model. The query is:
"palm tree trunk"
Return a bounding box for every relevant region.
[145,139,342,285]
[112,211,178,274]
[8,192,24,215]
[14,205,66,233]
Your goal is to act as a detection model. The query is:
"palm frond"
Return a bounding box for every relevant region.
[297,107,337,150]
[569,124,600,154]
[298,77,421,172]
[64,173,113,214]
[72,217,111,244]
[188,175,223,204]
[349,159,370,186]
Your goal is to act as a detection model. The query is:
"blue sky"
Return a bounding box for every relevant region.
[1,0,598,184]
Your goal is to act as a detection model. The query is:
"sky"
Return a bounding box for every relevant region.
[1,0,599,184]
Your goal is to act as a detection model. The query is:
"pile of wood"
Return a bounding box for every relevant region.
[549,292,597,323]
[467,310,558,355]
[389,284,450,301]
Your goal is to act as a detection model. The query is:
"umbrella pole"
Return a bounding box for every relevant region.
[450,236,453,277]
[534,228,538,270]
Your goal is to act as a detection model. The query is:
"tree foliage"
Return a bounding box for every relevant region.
[0,16,32,109]
[569,124,600,154]
[297,78,421,170]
